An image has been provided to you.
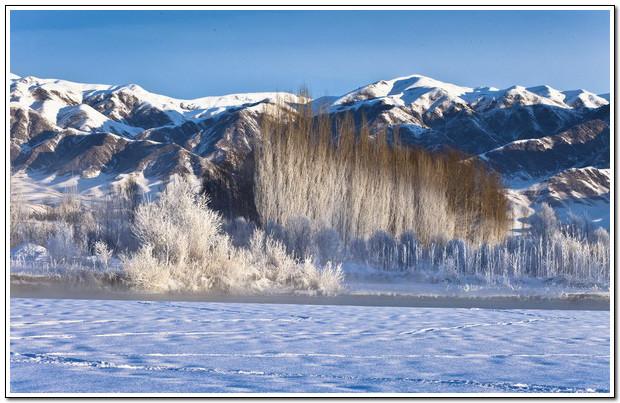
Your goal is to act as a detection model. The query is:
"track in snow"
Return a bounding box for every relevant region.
[9,298,610,393]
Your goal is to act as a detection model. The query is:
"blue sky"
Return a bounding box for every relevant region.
[10,10,611,98]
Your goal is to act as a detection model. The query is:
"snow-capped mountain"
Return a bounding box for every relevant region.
[330,74,608,113]
[11,75,300,129]
[324,74,608,154]
[10,74,300,211]
[9,73,610,228]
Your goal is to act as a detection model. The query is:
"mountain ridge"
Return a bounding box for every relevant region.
[9,73,610,230]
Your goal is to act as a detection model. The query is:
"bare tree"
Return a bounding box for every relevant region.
[254,94,510,246]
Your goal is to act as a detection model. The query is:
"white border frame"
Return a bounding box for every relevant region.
[3,2,615,398]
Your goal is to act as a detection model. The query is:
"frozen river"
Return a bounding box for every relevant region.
[9,298,610,394]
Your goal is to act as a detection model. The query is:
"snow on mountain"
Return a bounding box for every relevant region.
[9,72,610,230]
[311,95,340,113]
[10,75,301,133]
[56,104,144,137]
[328,75,608,114]
[521,167,610,227]
[526,85,567,104]
[562,89,609,109]
[333,74,472,107]
[462,85,571,110]
[480,117,609,180]
[83,83,301,127]
[545,167,610,201]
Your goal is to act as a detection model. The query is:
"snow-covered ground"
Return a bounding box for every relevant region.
[9,298,610,394]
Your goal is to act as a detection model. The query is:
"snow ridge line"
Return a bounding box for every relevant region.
[10,352,607,393]
[399,318,544,335]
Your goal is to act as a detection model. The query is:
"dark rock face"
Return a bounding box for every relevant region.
[482,119,609,180]
[328,101,591,156]
[202,152,259,221]
[84,89,173,129]
[523,167,610,208]
[10,106,58,159]
[138,121,203,149]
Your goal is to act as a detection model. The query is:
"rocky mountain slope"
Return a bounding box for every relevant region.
[9,73,610,229]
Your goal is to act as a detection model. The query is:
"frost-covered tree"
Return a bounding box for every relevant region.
[348,237,369,263]
[93,240,112,269]
[224,217,257,248]
[123,177,343,295]
[314,227,343,265]
[529,203,558,240]
[398,231,418,269]
[284,216,314,260]
[46,222,80,263]
[367,231,397,271]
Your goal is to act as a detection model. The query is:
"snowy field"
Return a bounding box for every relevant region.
[9,298,610,394]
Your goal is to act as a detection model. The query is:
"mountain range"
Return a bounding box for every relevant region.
[9,73,610,229]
